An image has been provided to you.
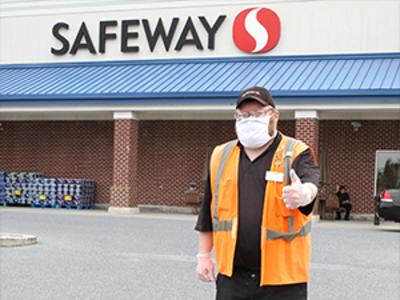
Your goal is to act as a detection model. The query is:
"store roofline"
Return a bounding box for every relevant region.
[1,96,399,107]
[1,90,400,101]
[1,102,399,111]
[1,52,400,104]
[1,52,400,69]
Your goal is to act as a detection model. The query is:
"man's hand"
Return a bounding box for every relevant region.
[282,169,315,210]
[196,252,216,282]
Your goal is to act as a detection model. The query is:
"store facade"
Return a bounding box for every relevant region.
[0,0,399,214]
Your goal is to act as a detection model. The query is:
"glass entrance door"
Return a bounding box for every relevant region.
[375,150,400,196]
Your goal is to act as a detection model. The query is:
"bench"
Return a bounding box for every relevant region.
[323,193,346,220]
[184,191,204,214]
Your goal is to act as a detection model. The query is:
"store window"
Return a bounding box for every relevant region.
[375,150,400,195]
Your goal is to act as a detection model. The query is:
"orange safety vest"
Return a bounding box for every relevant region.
[210,134,313,286]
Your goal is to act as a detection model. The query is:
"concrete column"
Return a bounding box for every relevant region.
[294,111,320,215]
[109,112,139,214]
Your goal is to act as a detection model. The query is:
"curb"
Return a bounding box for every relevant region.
[0,233,38,247]
[138,204,194,215]
[312,215,320,223]
[349,214,374,222]
[320,214,374,222]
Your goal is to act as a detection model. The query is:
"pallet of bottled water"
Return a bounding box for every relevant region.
[0,172,6,205]
[57,179,96,209]
[3,172,44,205]
[0,171,96,209]
[30,178,59,208]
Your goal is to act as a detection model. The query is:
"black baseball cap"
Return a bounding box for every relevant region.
[236,86,275,108]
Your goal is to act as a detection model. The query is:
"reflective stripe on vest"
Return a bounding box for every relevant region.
[213,140,237,221]
[284,137,296,185]
[212,219,233,231]
[267,219,312,242]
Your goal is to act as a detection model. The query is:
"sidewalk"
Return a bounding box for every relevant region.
[0,205,197,221]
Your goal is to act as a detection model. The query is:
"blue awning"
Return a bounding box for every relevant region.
[1,53,399,106]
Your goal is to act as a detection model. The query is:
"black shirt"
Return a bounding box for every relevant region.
[195,133,320,272]
[336,192,350,205]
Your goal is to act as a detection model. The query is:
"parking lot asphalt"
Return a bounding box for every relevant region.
[0,207,399,300]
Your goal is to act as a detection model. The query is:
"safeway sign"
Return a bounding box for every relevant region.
[233,8,280,54]
[50,7,281,56]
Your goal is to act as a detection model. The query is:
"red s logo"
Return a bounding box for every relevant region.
[233,8,281,54]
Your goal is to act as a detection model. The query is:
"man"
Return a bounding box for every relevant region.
[195,86,320,300]
[336,185,352,220]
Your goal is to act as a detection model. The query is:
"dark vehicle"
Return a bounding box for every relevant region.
[374,190,400,225]
[374,151,400,225]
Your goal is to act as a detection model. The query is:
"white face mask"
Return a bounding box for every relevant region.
[235,115,275,149]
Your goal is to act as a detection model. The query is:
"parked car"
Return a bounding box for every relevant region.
[374,189,400,225]
[374,151,400,225]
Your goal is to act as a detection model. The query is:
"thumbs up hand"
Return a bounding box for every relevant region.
[282,169,313,210]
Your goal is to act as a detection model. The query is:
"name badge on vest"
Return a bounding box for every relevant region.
[265,171,284,183]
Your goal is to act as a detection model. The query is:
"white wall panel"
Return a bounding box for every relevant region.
[0,0,399,64]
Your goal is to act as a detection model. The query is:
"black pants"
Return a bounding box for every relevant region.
[336,203,352,220]
[216,271,307,300]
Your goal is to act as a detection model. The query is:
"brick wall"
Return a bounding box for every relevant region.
[137,120,295,206]
[319,120,400,213]
[0,121,114,204]
[1,119,397,213]
[0,120,293,207]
